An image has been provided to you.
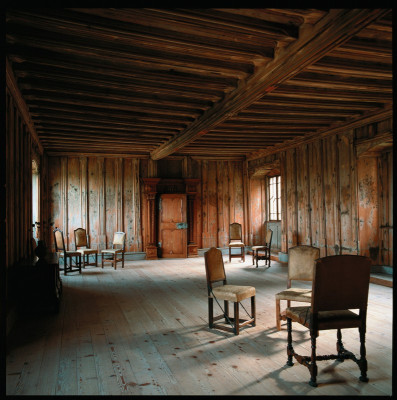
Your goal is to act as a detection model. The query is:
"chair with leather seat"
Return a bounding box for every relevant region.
[285,254,372,387]
[275,245,320,330]
[74,227,98,268]
[101,231,126,270]
[252,228,273,268]
[228,222,245,262]
[204,247,255,335]
[53,228,82,275]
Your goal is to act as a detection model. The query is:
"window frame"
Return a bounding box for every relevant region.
[267,174,281,222]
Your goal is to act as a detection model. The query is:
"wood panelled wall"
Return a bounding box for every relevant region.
[248,117,393,266]
[195,160,248,249]
[6,88,33,267]
[47,156,141,253]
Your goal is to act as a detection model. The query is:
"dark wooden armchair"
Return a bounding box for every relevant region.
[285,254,372,387]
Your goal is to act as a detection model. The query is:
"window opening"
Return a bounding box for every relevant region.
[32,159,39,239]
[268,175,281,221]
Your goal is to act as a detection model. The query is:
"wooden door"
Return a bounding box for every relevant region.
[158,194,187,258]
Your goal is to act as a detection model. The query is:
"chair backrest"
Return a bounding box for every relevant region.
[74,228,88,248]
[204,247,226,289]
[311,255,371,313]
[112,231,126,250]
[288,245,320,283]
[229,223,242,241]
[53,228,66,252]
[265,229,273,246]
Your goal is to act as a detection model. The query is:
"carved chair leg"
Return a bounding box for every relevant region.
[242,246,245,262]
[275,299,281,331]
[358,325,369,382]
[336,328,345,362]
[229,247,231,262]
[286,317,294,366]
[309,331,318,387]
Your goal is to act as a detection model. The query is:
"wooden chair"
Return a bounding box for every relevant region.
[204,247,255,335]
[285,255,372,387]
[275,245,320,330]
[228,222,245,262]
[252,228,273,268]
[53,228,82,275]
[74,228,98,268]
[101,232,126,270]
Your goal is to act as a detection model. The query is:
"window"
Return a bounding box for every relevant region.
[32,159,39,238]
[268,175,281,221]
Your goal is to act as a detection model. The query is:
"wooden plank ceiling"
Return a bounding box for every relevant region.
[6,8,392,160]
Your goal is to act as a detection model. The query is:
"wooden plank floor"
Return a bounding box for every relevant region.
[6,256,393,396]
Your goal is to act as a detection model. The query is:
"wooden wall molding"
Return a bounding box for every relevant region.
[247,106,392,161]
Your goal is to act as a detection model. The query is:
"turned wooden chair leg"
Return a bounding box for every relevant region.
[359,325,369,382]
[286,317,294,366]
[309,331,318,387]
[276,299,281,330]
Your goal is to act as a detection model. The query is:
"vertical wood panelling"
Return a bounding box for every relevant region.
[308,141,326,256]
[5,88,36,267]
[105,158,116,248]
[338,133,356,254]
[322,136,338,255]
[249,178,264,246]
[48,156,142,253]
[285,149,298,247]
[357,157,379,262]
[296,145,311,245]
[248,118,392,265]
[67,157,81,250]
[216,161,228,247]
[87,157,100,250]
[123,158,141,252]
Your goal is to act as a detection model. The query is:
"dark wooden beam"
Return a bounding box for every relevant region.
[150,9,389,160]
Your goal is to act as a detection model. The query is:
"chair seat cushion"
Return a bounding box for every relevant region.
[286,306,362,329]
[229,242,245,247]
[275,288,311,302]
[60,251,81,257]
[252,245,268,251]
[77,248,97,254]
[101,249,121,254]
[211,284,255,302]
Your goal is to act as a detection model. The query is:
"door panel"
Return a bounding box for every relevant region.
[159,194,187,258]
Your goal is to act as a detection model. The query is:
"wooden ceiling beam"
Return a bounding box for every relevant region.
[150,9,389,160]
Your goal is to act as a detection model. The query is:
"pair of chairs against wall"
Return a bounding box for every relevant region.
[53,228,126,274]
[276,245,372,387]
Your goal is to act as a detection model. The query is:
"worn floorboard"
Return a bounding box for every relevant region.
[6,257,393,396]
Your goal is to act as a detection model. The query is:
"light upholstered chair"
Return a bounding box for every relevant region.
[53,228,82,275]
[275,245,320,330]
[285,255,371,387]
[228,222,245,262]
[101,232,126,270]
[204,247,255,335]
[252,228,273,268]
[74,228,98,268]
